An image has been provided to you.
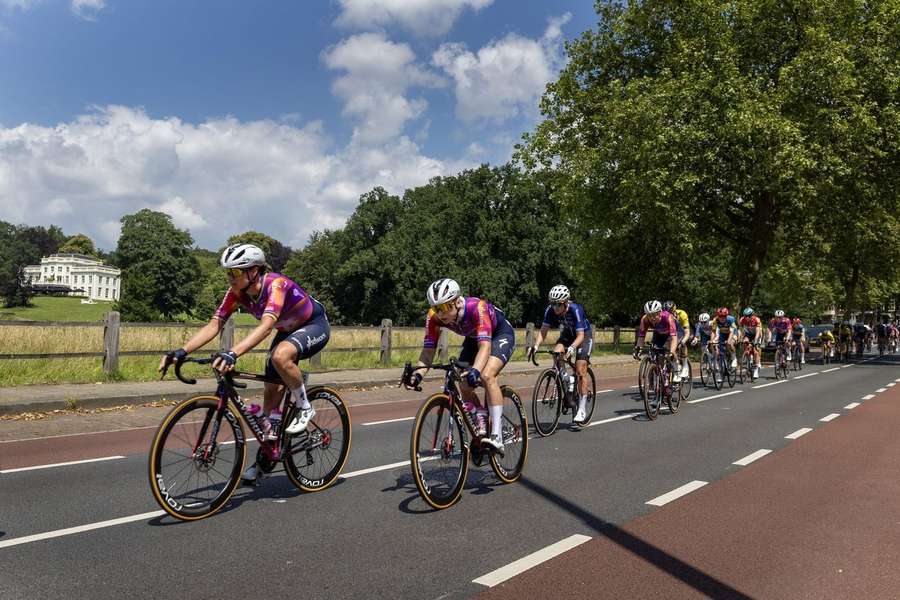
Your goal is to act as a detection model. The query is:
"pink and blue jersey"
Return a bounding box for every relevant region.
[638,310,677,340]
[214,272,318,332]
[769,317,791,336]
[424,297,498,347]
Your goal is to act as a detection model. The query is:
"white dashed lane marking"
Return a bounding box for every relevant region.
[732,449,772,466]
[844,403,860,410]
[646,480,708,506]
[785,428,813,439]
[820,413,840,422]
[472,535,592,587]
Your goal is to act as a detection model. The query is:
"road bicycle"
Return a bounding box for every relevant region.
[738,340,759,384]
[674,341,693,400]
[636,345,651,398]
[529,350,596,436]
[877,337,886,358]
[819,341,833,365]
[790,340,803,371]
[711,342,736,390]
[149,356,352,521]
[401,360,528,510]
[837,338,851,363]
[773,341,790,380]
[640,345,683,420]
[698,341,715,388]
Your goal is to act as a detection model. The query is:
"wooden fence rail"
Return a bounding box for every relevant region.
[0,312,637,374]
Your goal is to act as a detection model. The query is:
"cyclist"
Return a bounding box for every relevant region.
[838,321,853,357]
[876,318,891,352]
[634,300,679,380]
[767,310,792,359]
[738,307,762,379]
[663,300,691,380]
[529,285,593,423]
[689,311,714,365]
[406,278,515,452]
[818,328,835,359]
[711,307,737,374]
[158,243,330,485]
[790,317,806,364]
[852,322,868,356]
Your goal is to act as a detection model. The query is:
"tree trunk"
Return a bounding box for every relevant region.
[842,264,860,321]
[736,191,779,307]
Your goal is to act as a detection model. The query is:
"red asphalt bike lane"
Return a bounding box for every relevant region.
[0,373,638,471]
[477,376,900,599]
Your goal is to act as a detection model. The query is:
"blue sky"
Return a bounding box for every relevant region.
[0,0,597,250]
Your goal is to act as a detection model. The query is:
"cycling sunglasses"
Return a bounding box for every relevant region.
[225,268,245,279]
[552,301,566,308]
[434,301,456,313]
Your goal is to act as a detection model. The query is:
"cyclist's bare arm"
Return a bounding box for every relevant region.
[157,317,223,372]
[533,325,551,348]
[213,314,277,372]
[414,347,436,374]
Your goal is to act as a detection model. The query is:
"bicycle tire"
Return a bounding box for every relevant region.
[643,364,662,420]
[283,386,352,493]
[410,393,468,510]
[577,368,597,426]
[148,396,245,521]
[531,369,561,437]
[489,386,528,483]
[713,354,724,390]
[638,355,650,397]
[667,362,682,414]
[700,354,711,387]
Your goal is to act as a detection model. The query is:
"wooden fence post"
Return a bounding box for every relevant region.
[613,326,621,352]
[220,316,235,351]
[380,319,393,365]
[103,311,120,375]
[525,322,534,351]
[438,328,449,363]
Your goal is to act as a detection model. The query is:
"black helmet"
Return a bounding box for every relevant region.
[663,300,675,312]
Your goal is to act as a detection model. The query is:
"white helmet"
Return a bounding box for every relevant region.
[774,309,785,317]
[698,312,710,323]
[548,285,570,303]
[426,278,460,307]
[220,244,266,269]
[644,300,662,314]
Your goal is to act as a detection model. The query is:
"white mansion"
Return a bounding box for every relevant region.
[24,254,121,301]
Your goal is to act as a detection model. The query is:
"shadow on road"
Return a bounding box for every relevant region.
[519,476,753,600]
[386,468,512,515]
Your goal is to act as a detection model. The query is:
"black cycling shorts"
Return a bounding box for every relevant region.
[558,332,594,361]
[264,306,330,379]
[459,310,516,367]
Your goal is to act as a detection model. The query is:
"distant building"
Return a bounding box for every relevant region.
[24,254,121,301]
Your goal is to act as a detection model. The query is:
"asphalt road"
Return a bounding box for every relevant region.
[0,352,897,599]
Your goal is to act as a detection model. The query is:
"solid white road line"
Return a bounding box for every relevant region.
[597,389,614,394]
[823,367,840,373]
[841,364,853,368]
[844,403,861,410]
[785,428,813,439]
[362,417,415,426]
[896,378,900,383]
[0,511,165,550]
[733,449,772,466]
[753,380,787,389]
[472,534,592,587]
[862,394,875,400]
[820,413,840,422]
[588,414,635,427]
[341,460,410,478]
[686,390,743,404]
[0,455,126,474]
[646,480,708,506]
[876,388,888,393]
[888,383,896,388]
[794,372,818,380]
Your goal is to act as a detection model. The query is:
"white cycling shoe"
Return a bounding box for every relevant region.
[574,407,586,423]
[482,434,504,455]
[285,406,316,435]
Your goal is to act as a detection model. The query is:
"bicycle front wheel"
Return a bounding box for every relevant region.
[489,386,529,483]
[531,369,561,437]
[283,386,352,493]
[410,394,469,510]
[700,355,711,387]
[638,356,650,397]
[643,364,662,420]
[148,396,245,521]
[679,359,693,401]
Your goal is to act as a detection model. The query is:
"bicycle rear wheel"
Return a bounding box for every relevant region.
[700,354,711,387]
[283,387,352,493]
[643,364,662,420]
[489,386,528,483]
[531,369,561,437]
[410,394,469,509]
[148,396,245,521]
[667,363,682,414]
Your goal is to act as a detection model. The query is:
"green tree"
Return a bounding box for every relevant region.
[114,209,201,321]
[58,233,99,257]
[521,0,900,315]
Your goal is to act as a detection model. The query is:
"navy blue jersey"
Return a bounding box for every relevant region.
[541,302,592,337]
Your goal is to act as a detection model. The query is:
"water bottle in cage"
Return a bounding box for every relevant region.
[247,403,272,438]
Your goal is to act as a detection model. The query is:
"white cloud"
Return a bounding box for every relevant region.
[0,105,469,250]
[323,33,444,144]
[334,0,492,36]
[433,13,570,123]
[71,0,105,20]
